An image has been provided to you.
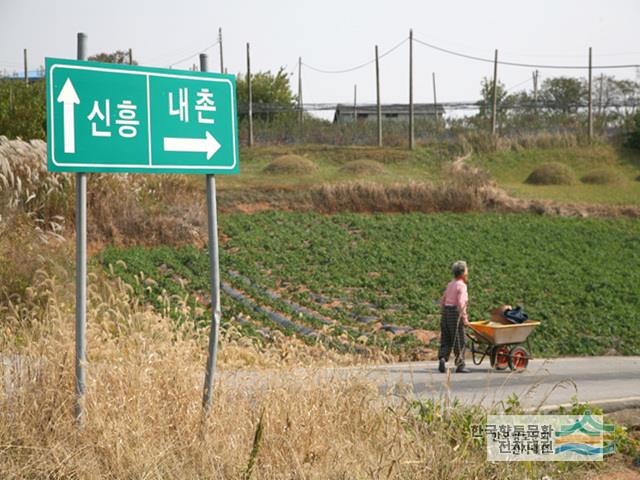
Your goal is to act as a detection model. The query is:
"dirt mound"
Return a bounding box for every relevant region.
[580,169,624,185]
[525,162,576,185]
[339,159,387,176]
[263,155,318,175]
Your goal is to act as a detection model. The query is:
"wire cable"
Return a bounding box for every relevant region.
[413,37,640,70]
[504,77,533,92]
[168,40,220,68]
[302,37,408,74]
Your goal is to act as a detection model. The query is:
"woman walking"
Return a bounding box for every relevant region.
[438,261,470,373]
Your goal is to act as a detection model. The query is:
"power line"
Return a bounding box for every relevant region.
[504,77,532,92]
[302,37,408,74]
[413,36,640,70]
[168,40,220,68]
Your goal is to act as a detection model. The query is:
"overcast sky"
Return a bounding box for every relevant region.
[2,0,639,110]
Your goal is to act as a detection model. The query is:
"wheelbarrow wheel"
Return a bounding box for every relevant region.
[508,346,529,371]
[491,346,510,371]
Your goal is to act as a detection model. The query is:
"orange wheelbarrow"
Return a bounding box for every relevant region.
[467,320,540,371]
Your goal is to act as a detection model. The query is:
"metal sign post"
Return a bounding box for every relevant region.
[200,53,222,414]
[75,32,87,425]
[47,36,239,424]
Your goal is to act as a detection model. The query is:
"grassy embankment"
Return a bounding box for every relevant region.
[210,142,640,207]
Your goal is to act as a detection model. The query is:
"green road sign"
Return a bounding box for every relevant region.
[46,58,239,174]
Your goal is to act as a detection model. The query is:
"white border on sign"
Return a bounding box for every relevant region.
[49,64,238,170]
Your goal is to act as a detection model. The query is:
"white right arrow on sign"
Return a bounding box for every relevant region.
[56,78,80,154]
[163,131,221,160]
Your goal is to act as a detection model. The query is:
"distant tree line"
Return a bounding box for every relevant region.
[1,50,640,146]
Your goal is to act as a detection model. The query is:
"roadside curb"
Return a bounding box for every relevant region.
[530,396,640,414]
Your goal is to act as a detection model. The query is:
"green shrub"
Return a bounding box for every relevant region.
[580,169,624,185]
[263,155,318,175]
[525,162,576,185]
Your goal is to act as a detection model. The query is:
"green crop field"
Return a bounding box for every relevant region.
[100,212,640,358]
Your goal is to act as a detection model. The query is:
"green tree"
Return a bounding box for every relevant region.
[540,77,585,114]
[477,77,507,118]
[0,79,46,139]
[624,110,640,150]
[88,50,137,65]
[236,68,295,119]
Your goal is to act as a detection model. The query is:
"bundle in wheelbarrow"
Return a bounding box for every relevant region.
[467,315,540,371]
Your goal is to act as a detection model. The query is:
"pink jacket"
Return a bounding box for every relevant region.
[440,278,468,322]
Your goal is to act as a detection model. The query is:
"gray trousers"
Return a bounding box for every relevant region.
[438,306,466,366]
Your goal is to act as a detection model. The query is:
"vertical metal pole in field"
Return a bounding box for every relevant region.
[218,28,224,73]
[201,53,222,414]
[491,49,498,136]
[588,47,593,141]
[375,45,382,147]
[128,48,133,65]
[353,84,357,122]
[246,43,254,147]
[23,48,28,84]
[75,31,88,426]
[408,29,415,150]
[298,57,303,124]
[432,72,438,127]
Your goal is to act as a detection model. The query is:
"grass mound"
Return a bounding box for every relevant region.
[263,155,318,175]
[339,159,387,176]
[525,162,576,185]
[580,169,624,185]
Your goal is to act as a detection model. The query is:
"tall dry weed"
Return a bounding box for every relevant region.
[0,271,593,478]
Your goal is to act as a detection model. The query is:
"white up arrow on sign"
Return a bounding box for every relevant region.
[163,131,221,160]
[56,78,80,154]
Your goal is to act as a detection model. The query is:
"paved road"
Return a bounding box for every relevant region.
[5,355,639,412]
[356,356,640,411]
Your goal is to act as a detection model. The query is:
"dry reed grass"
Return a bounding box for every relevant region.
[309,162,498,215]
[0,137,205,246]
[0,268,599,479]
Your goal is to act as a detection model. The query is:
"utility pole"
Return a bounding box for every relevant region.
[432,72,438,127]
[246,43,253,147]
[218,28,224,73]
[128,48,133,65]
[588,47,593,141]
[353,84,357,122]
[491,49,498,136]
[409,29,415,150]
[298,57,303,124]
[532,70,539,115]
[23,48,28,84]
[375,45,382,147]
